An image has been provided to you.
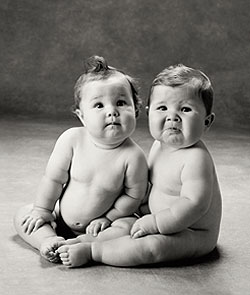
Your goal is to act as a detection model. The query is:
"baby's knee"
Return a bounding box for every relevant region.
[13,204,33,227]
[195,237,218,258]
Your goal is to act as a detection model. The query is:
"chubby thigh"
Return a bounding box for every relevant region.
[146,228,218,262]
[92,228,217,266]
[142,229,216,264]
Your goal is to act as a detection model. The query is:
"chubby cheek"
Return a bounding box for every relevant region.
[124,119,136,136]
[148,116,163,140]
[127,112,136,124]
[186,119,204,141]
[85,114,104,130]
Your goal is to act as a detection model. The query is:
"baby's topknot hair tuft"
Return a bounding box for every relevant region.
[73,55,142,117]
[84,55,109,73]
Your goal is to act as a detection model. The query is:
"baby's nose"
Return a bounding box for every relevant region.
[107,107,119,117]
[167,113,180,122]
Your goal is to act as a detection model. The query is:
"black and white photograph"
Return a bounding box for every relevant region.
[1,1,250,294]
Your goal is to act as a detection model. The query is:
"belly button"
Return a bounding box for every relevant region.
[75,222,83,227]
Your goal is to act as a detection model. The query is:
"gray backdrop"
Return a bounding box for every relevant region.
[1,0,250,129]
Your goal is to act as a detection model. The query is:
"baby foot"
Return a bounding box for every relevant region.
[57,243,91,267]
[40,236,65,263]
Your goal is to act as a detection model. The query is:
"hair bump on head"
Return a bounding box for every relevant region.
[72,55,142,118]
[84,55,109,73]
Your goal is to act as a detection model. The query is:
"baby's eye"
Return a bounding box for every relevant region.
[117,100,127,107]
[94,103,104,109]
[181,106,192,112]
[157,105,167,111]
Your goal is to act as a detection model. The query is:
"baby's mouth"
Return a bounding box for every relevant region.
[165,126,181,133]
[105,122,121,127]
[168,126,179,131]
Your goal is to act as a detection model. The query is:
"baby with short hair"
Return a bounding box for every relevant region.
[14,56,148,263]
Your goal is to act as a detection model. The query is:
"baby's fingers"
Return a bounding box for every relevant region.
[21,216,33,233]
[93,223,102,236]
[21,214,31,226]
[130,221,145,239]
[23,218,36,235]
[130,221,140,235]
[23,218,43,235]
[100,221,110,232]
[131,229,144,239]
[86,224,95,236]
[86,224,91,235]
[32,219,45,233]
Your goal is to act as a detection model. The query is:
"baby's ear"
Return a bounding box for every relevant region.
[204,113,215,129]
[74,109,85,126]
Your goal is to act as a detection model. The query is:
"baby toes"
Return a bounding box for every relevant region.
[43,249,60,262]
[61,260,72,267]
[57,245,69,254]
[48,254,60,263]
[59,253,72,266]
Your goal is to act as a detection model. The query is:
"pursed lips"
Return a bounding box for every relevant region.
[105,122,121,127]
[165,125,181,132]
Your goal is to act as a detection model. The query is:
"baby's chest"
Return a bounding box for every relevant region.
[70,152,125,189]
[150,157,182,192]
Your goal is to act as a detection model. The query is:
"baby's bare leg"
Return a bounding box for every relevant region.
[14,204,65,263]
[90,229,217,267]
[63,217,136,245]
[58,217,136,267]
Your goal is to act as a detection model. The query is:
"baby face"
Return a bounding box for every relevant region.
[148,85,208,149]
[77,74,136,147]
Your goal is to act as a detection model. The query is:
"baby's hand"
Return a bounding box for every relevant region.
[21,207,55,235]
[86,217,111,237]
[130,214,158,239]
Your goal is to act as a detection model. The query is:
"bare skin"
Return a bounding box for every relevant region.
[58,217,136,267]
[14,75,148,262]
[57,84,222,268]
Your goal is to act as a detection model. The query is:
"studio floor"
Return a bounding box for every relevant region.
[1,116,250,295]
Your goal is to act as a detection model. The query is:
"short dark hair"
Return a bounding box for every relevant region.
[72,56,142,117]
[148,64,214,115]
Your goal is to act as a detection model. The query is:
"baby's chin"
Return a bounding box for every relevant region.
[160,137,193,150]
[93,137,128,149]
[161,132,183,145]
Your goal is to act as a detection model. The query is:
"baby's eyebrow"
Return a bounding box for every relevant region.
[117,93,126,97]
[90,95,103,101]
[112,88,127,95]
[153,100,166,105]
[179,99,195,106]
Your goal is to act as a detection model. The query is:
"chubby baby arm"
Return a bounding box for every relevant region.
[105,149,148,222]
[22,129,74,234]
[131,148,216,238]
[154,149,215,235]
[22,206,56,235]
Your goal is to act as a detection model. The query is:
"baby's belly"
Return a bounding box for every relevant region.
[149,186,179,214]
[60,182,121,232]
